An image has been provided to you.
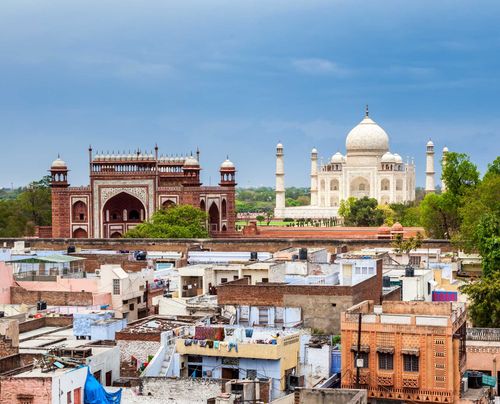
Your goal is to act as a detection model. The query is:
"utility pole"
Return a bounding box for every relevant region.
[355,312,362,389]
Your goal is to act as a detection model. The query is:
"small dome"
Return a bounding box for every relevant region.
[220,159,235,169]
[183,156,199,167]
[378,224,391,234]
[393,153,403,163]
[331,152,345,163]
[346,115,389,154]
[427,139,434,147]
[381,152,396,163]
[391,222,404,232]
[311,148,318,154]
[276,142,283,149]
[51,157,67,168]
[443,146,449,153]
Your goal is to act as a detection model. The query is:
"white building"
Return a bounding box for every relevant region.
[275,108,417,219]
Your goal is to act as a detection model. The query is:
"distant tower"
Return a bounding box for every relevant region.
[310,148,318,206]
[275,143,285,211]
[441,146,449,192]
[49,156,71,238]
[425,139,436,193]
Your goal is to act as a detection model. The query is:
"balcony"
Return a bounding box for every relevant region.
[377,372,394,386]
[351,369,370,385]
[402,373,420,389]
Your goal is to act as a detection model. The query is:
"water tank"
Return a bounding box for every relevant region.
[405,266,415,277]
[136,251,147,261]
[67,245,76,254]
[383,276,391,288]
[299,248,308,261]
[468,371,483,389]
[250,252,258,261]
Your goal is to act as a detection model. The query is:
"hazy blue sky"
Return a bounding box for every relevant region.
[1,0,499,188]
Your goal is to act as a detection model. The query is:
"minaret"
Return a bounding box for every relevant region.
[275,143,285,211]
[441,146,449,192]
[425,139,435,193]
[310,148,318,206]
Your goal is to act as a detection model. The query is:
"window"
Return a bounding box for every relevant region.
[258,307,269,325]
[233,275,239,280]
[378,353,393,370]
[403,354,419,372]
[261,278,269,283]
[221,278,228,283]
[113,279,120,295]
[129,303,134,311]
[79,213,85,220]
[354,352,369,368]
[247,369,257,379]
[275,307,284,323]
[67,391,72,404]
[187,355,202,363]
[409,256,421,266]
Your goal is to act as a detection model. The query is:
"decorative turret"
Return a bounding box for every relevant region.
[182,155,201,186]
[219,158,236,186]
[275,142,285,210]
[425,139,435,193]
[310,148,318,206]
[50,156,69,188]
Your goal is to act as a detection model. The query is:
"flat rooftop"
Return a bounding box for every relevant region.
[118,316,197,334]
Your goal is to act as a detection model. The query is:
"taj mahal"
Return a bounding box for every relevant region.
[274,107,445,219]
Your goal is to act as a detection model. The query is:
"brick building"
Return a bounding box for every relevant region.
[341,300,467,403]
[49,147,237,238]
[217,259,383,334]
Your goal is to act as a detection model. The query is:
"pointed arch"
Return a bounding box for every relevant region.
[221,199,227,220]
[72,228,88,238]
[200,199,206,211]
[208,202,220,232]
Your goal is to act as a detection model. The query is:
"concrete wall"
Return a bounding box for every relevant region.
[53,366,87,404]
[86,347,120,385]
[138,377,224,403]
[293,388,367,404]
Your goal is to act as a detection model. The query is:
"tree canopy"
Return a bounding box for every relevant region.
[0,176,52,237]
[339,196,384,226]
[460,271,500,328]
[125,205,208,238]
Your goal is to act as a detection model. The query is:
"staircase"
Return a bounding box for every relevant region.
[159,343,175,376]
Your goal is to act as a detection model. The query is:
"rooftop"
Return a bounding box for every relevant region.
[117,316,197,335]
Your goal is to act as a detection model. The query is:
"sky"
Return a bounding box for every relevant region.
[0,0,499,188]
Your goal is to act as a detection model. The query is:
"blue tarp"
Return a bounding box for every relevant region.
[84,367,122,404]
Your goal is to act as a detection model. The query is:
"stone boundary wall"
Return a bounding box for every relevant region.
[0,237,452,254]
[11,287,94,307]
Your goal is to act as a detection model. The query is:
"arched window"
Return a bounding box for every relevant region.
[72,201,87,222]
[200,200,206,211]
[320,180,326,191]
[396,179,403,191]
[359,183,365,191]
[381,179,390,191]
[330,179,339,191]
[221,199,227,220]
[162,200,176,209]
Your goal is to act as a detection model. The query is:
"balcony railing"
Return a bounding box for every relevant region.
[377,372,394,386]
[351,369,370,385]
[402,373,420,389]
[467,327,500,342]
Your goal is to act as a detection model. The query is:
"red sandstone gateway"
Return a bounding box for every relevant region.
[49,147,237,238]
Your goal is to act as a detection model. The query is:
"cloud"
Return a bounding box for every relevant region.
[291,58,351,76]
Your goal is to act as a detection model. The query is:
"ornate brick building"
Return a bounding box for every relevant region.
[49,147,237,238]
[341,300,467,403]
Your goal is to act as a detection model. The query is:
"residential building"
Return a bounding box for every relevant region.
[341,300,467,403]
[174,325,301,400]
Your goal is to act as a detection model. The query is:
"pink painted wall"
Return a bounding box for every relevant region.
[0,263,15,304]
[17,277,99,292]
[92,292,112,306]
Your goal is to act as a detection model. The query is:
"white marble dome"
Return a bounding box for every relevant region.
[345,115,389,154]
[220,159,235,169]
[393,153,403,163]
[381,152,396,163]
[331,152,345,163]
[51,157,67,168]
[183,156,199,166]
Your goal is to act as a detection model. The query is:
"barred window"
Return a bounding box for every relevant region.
[354,352,369,368]
[378,353,393,370]
[113,279,120,295]
[403,354,419,372]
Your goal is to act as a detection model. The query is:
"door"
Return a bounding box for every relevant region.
[74,388,82,404]
[93,370,101,383]
[105,371,112,386]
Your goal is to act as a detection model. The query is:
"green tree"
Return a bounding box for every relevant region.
[255,215,265,223]
[441,152,480,198]
[125,205,208,238]
[341,197,384,227]
[420,192,459,239]
[460,271,500,328]
[338,197,356,219]
[392,232,423,263]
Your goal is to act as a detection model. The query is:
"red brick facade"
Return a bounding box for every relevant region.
[10,287,94,306]
[50,148,237,239]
